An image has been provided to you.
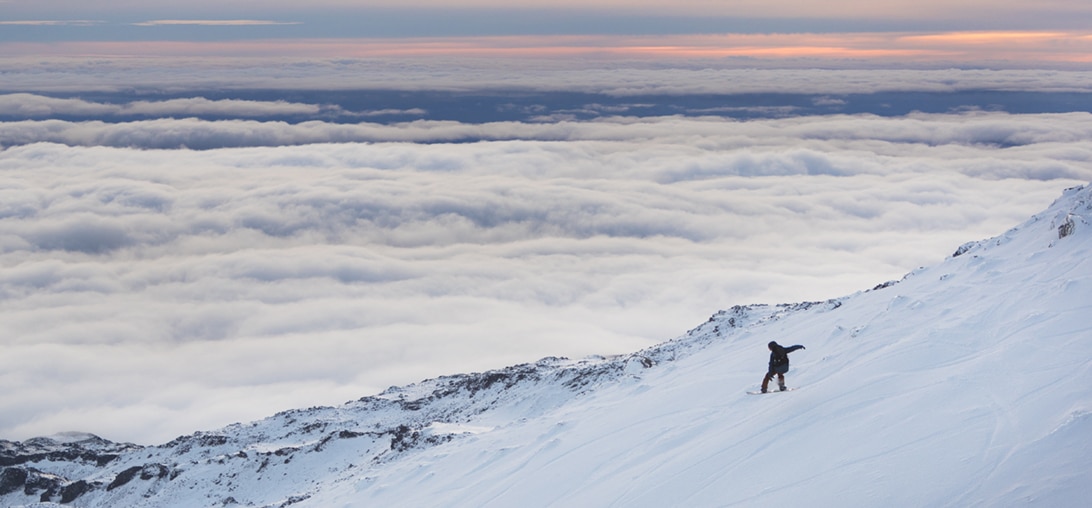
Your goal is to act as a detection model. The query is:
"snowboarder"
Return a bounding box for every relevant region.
[761,341,805,393]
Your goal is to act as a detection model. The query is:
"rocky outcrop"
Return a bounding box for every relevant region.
[0,434,142,504]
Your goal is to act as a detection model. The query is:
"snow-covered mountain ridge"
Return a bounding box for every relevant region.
[3,183,1090,507]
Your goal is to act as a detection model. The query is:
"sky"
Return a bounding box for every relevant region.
[3,1,1091,32]
[1,0,1091,445]
[2,1,1092,65]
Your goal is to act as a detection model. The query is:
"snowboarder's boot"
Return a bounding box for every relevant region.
[779,384,787,391]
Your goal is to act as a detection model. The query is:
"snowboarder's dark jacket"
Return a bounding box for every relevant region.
[768,341,804,373]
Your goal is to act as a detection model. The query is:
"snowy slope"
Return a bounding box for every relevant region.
[2,183,1090,507]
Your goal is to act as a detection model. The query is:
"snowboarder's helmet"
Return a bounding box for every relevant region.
[768,341,778,349]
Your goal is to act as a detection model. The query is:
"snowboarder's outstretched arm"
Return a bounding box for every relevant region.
[785,344,805,354]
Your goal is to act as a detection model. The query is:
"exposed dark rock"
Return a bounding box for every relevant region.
[140,463,170,480]
[1059,215,1075,239]
[162,432,230,454]
[197,434,230,447]
[0,440,127,468]
[281,494,311,507]
[873,280,898,290]
[24,469,64,499]
[0,467,28,495]
[300,422,326,434]
[59,479,93,504]
[952,241,979,257]
[399,399,425,411]
[389,425,419,452]
[107,466,143,491]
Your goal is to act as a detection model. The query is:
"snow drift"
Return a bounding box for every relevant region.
[2,183,1090,507]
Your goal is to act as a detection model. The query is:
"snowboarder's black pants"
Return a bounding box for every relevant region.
[761,366,788,392]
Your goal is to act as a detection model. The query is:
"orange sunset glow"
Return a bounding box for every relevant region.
[3,31,1091,65]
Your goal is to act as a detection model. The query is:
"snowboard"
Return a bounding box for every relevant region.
[747,387,795,395]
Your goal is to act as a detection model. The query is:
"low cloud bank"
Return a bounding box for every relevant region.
[3,111,1092,154]
[0,94,336,118]
[3,60,1092,94]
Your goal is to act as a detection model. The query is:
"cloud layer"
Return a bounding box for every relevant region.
[2,111,1089,444]
[0,93,335,118]
[3,110,1092,153]
[4,60,1092,94]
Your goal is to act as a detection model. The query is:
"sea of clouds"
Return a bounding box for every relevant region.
[2,63,1091,444]
[5,58,1092,94]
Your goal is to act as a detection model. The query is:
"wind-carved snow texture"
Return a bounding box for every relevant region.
[2,183,1091,507]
